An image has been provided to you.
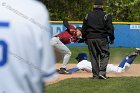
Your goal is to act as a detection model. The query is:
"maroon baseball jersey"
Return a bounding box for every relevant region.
[56,24,79,44]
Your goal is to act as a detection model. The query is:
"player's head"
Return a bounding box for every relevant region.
[94,0,103,8]
[76,27,82,31]
[76,27,82,36]
[76,53,87,62]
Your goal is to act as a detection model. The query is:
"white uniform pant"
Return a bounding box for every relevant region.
[76,60,130,73]
[50,37,71,68]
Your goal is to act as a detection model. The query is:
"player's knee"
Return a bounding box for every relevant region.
[68,51,72,56]
[64,51,71,57]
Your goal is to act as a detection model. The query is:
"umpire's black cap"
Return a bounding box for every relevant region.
[94,0,103,5]
[94,0,103,8]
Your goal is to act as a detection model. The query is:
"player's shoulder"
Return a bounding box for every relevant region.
[78,60,88,64]
[103,11,112,21]
[26,0,48,14]
[11,0,48,14]
[30,0,47,10]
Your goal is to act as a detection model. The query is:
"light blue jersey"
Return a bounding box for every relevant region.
[0,0,57,93]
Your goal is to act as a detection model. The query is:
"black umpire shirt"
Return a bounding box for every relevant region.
[82,8,114,41]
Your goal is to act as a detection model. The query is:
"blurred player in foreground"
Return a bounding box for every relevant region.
[0,0,56,93]
[51,19,82,74]
[68,48,140,76]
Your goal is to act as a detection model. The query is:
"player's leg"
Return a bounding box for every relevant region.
[59,46,71,74]
[106,64,119,73]
[118,56,129,68]
[126,55,137,64]
[54,40,71,74]
[118,55,137,72]
[117,49,140,72]
[124,48,140,67]
[118,55,129,73]
[59,45,71,68]
[51,37,71,74]
[50,37,59,46]
[123,55,137,71]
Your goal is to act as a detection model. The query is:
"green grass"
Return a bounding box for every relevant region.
[46,47,140,93]
[45,77,140,93]
[66,47,140,64]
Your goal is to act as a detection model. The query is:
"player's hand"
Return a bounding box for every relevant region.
[84,39,88,44]
[109,36,115,44]
[109,40,114,44]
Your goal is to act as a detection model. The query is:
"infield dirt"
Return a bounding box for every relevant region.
[46,63,140,85]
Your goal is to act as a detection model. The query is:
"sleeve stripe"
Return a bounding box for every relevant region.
[0,22,9,27]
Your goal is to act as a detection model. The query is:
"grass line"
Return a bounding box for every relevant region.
[46,77,140,93]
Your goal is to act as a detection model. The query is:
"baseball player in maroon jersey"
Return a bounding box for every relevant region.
[51,20,82,74]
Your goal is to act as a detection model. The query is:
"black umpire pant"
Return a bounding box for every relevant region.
[87,38,110,77]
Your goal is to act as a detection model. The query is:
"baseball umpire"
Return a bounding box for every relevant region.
[82,0,114,79]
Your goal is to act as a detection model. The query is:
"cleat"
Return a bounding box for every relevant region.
[59,68,71,74]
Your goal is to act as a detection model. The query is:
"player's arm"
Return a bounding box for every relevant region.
[81,14,88,39]
[105,14,115,44]
[77,38,86,43]
[63,19,77,34]
[67,66,80,73]
[63,19,70,30]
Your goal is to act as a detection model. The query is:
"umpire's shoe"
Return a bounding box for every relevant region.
[99,75,108,80]
[59,68,71,74]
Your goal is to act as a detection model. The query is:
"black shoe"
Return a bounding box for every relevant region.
[93,76,99,79]
[99,75,107,80]
[56,69,60,72]
[91,76,99,79]
[59,68,71,74]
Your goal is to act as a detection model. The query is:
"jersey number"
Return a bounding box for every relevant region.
[0,40,8,67]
